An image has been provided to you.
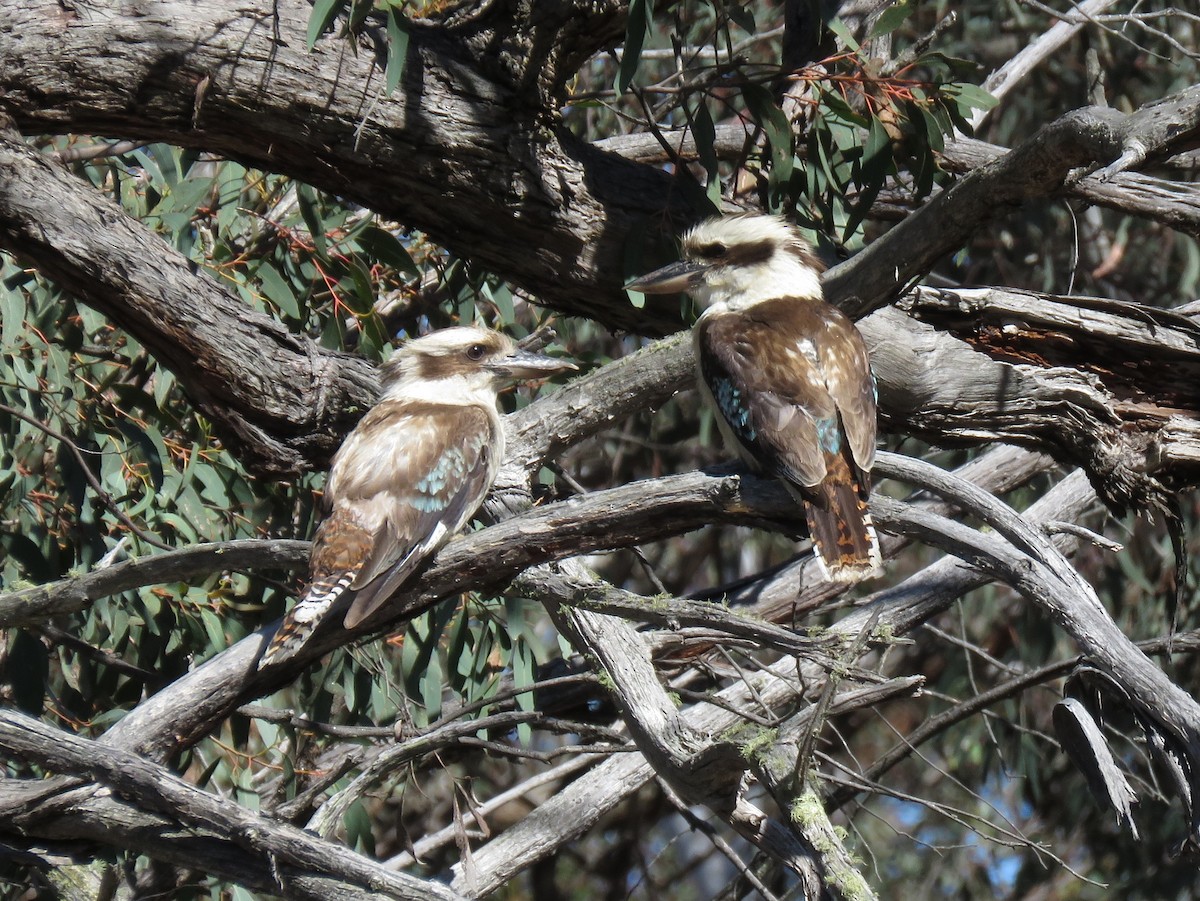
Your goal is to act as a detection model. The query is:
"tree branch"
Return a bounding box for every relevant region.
[0,128,378,476]
[0,709,467,901]
[825,85,1200,317]
[0,0,690,335]
[0,539,309,629]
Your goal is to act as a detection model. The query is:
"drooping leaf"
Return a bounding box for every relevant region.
[616,0,650,95]
[691,99,722,206]
[386,8,411,95]
[950,82,999,112]
[826,17,860,51]
[200,607,227,650]
[743,83,794,189]
[355,225,419,276]
[344,798,377,855]
[257,260,301,320]
[307,0,346,50]
[870,1,912,38]
[7,629,48,716]
[727,3,756,34]
[296,183,329,261]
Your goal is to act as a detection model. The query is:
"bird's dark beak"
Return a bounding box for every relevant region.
[624,259,708,295]
[492,348,578,381]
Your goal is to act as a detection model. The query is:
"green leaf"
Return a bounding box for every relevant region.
[489,283,516,324]
[296,184,329,261]
[385,8,411,96]
[918,106,946,153]
[727,4,756,34]
[446,607,473,695]
[191,460,230,507]
[615,0,649,95]
[161,511,199,543]
[949,82,999,112]
[257,261,301,319]
[200,607,227,650]
[511,637,535,746]
[344,799,376,855]
[194,754,224,790]
[152,366,176,410]
[421,651,444,722]
[113,418,165,492]
[863,113,891,167]
[167,176,214,216]
[826,17,860,52]
[843,116,891,240]
[129,147,167,187]
[346,257,375,308]
[691,99,722,206]
[743,84,794,189]
[307,0,345,50]
[1,290,25,349]
[916,51,984,77]
[355,225,419,275]
[870,1,912,39]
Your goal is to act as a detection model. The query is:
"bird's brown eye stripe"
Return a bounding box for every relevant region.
[697,242,727,259]
[722,238,774,266]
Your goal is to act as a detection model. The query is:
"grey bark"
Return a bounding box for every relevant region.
[3,0,1200,896]
[0,0,687,336]
[3,4,1200,480]
[0,710,466,901]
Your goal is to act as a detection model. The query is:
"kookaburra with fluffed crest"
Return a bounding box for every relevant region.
[627,214,882,581]
[260,326,576,668]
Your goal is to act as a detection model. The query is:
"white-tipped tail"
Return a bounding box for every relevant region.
[258,571,355,669]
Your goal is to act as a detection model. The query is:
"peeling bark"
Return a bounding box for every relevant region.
[0,0,689,335]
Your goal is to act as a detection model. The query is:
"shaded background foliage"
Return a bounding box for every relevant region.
[1,0,1199,898]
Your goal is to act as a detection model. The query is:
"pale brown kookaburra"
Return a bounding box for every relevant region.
[627,213,882,582]
[260,326,576,668]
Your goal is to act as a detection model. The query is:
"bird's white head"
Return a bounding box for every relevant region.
[626,214,825,312]
[380,326,575,405]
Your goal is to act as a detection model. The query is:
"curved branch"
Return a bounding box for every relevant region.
[0,0,689,335]
[825,86,1200,318]
[0,539,309,629]
[0,128,378,475]
[0,709,467,901]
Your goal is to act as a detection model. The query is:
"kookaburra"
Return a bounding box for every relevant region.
[260,326,576,667]
[627,214,882,582]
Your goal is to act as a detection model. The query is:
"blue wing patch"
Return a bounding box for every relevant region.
[412,436,482,513]
[711,376,757,442]
[815,416,842,454]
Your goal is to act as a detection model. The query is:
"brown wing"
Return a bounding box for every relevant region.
[807,303,877,473]
[697,308,837,489]
[323,401,500,628]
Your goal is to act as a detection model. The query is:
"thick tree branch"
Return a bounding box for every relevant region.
[0,128,378,475]
[0,0,689,335]
[0,710,467,901]
[825,85,1200,317]
[939,136,1200,236]
[861,299,1200,511]
[0,539,309,628]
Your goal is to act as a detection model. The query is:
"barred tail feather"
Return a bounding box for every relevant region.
[258,570,356,669]
[802,461,882,583]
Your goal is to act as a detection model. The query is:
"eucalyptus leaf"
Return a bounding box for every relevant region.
[307,0,346,50]
[616,0,649,95]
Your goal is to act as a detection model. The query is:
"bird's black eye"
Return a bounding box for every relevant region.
[696,242,726,259]
[466,343,487,361]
